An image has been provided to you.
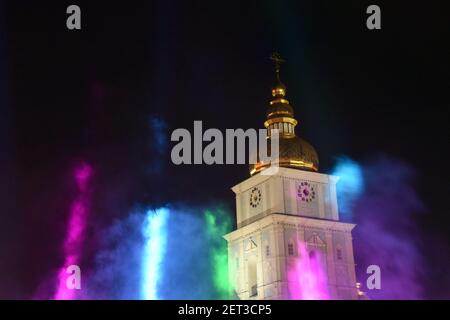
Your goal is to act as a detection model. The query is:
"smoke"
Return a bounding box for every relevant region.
[332,155,426,299]
[333,157,364,220]
[32,114,236,300]
[83,210,146,299]
[83,203,232,299]
[204,208,233,299]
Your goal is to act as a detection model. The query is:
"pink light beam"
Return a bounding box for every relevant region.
[53,162,93,300]
[288,242,330,300]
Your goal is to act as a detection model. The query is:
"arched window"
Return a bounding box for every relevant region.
[336,248,343,261]
[288,242,295,256]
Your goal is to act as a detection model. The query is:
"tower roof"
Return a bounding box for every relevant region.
[250,53,319,175]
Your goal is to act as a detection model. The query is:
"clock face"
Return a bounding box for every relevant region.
[297,181,316,202]
[249,187,262,208]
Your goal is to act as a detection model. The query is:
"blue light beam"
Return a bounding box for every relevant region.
[141,208,169,300]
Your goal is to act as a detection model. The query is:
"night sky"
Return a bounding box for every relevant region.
[0,0,449,299]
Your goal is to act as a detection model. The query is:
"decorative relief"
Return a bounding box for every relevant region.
[245,237,258,251]
[306,231,326,246]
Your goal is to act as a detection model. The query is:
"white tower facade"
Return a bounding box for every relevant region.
[224,54,359,300]
[224,168,359,299]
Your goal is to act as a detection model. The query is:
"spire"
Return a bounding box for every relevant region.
[270,52,287,98]
[249,53,319,175]
[266,52,294,124]
[270,52,285,83]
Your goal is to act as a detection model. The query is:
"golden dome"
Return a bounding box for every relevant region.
[250,53,319,175]
[250,136,319,175]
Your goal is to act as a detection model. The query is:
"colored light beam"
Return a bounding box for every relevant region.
[204,208,232,299]
[141,208,169,300]
[288,242,330,300]
[54,162,93,300]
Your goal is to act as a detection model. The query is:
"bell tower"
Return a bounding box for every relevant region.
[224,54,359,300]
